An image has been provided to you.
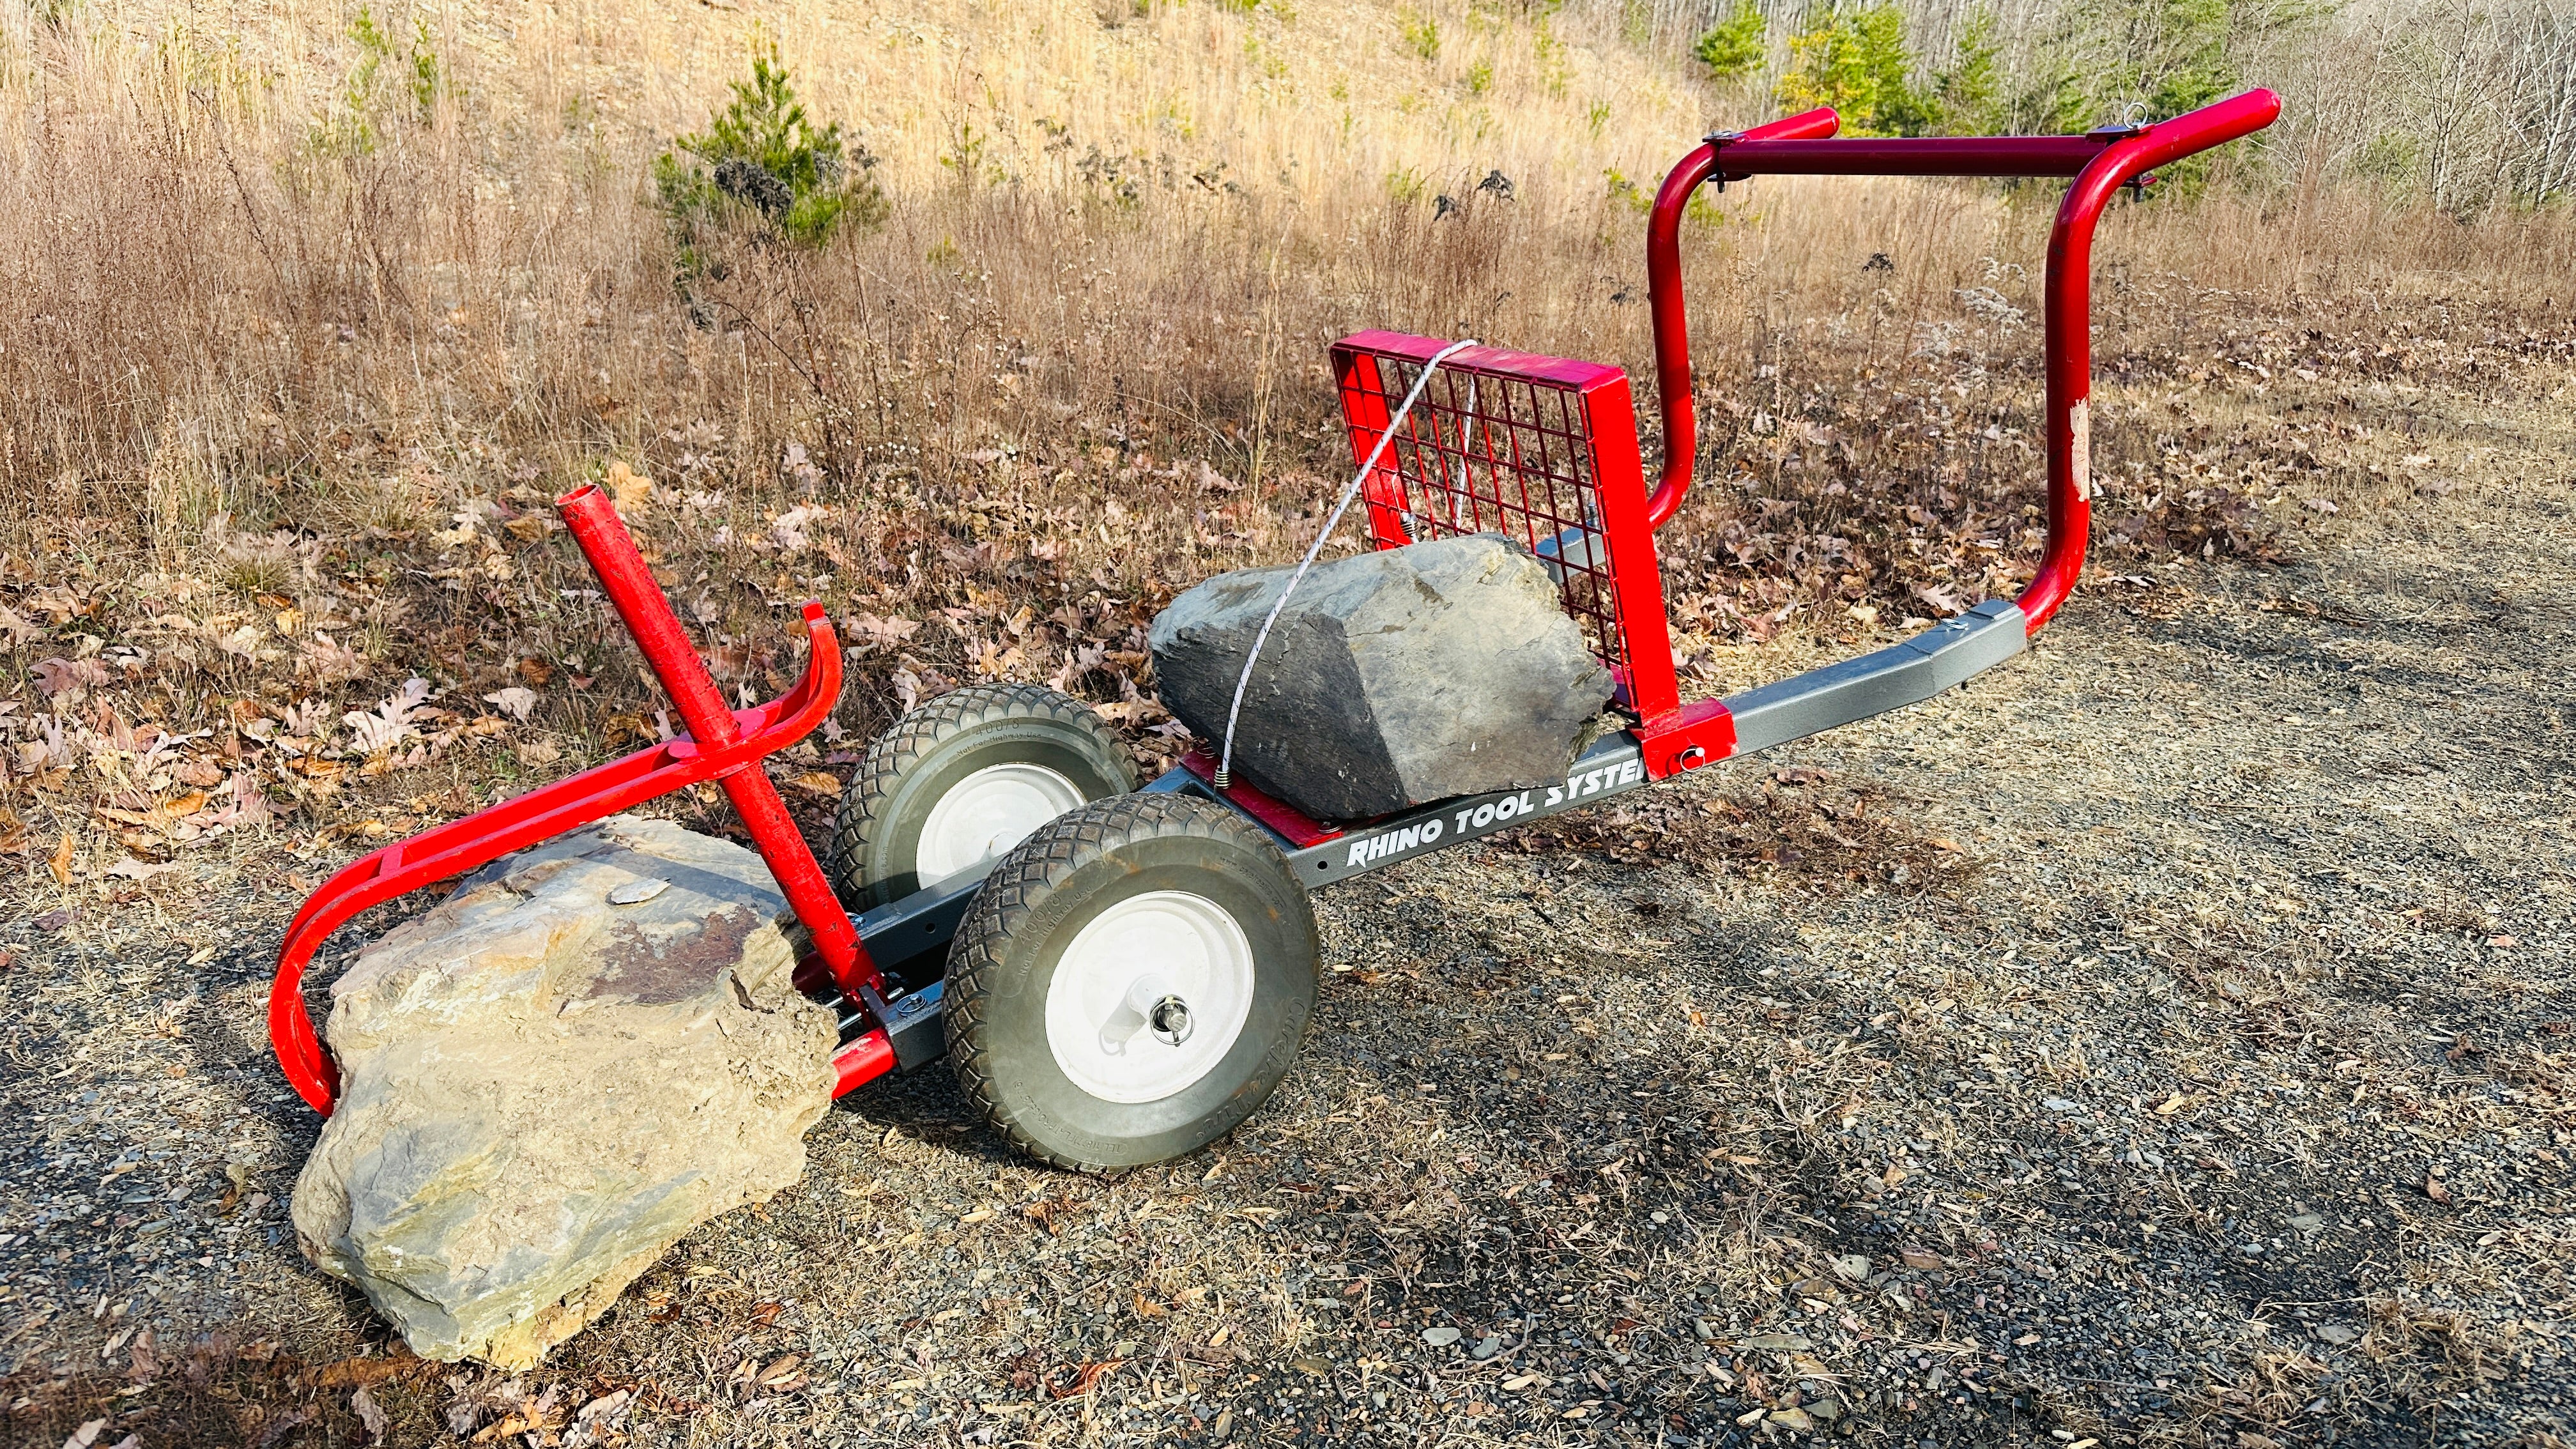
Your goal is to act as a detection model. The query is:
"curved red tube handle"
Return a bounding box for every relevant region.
[270,484,887,1116]
[1643,107,1840,530]
[266,604,850,1113]
[1639,90,2281,635]
[2020,88,2280,631]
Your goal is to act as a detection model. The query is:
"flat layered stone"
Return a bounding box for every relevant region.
[290,815,838,1368]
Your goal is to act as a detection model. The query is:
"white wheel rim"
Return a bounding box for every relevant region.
[915,762,1086,882]
[1045,890,1256,1105]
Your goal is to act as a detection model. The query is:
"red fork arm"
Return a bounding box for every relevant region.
[1641,89,2283,633]
[269,486,890,1114]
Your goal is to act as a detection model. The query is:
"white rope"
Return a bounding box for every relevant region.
[1216,339,1479,790]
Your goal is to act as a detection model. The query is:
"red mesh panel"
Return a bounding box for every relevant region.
[1331,335,1642,683]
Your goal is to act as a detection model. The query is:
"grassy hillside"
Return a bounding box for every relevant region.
[0,0,2568,857]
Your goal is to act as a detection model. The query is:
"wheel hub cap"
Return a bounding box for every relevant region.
[1045,891,1254,1104]
[1147,994,1193,1046]
[916,762,1085,882]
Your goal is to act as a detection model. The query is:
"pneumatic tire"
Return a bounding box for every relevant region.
[827,684,1134,908]
[946,793,1320,1174]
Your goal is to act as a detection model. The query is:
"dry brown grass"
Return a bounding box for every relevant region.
[3,0,2573,1416]
[0,6,2570,921]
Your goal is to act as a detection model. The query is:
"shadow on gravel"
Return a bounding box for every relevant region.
[1,1333,418,1449]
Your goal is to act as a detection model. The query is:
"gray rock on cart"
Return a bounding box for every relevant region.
[1150,533,1614,820]
[290,815,838,1369]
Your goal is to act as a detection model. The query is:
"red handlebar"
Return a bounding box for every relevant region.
[1642,106,1841,530]
[2025,88,2281,630]
[1641,89,2283,632]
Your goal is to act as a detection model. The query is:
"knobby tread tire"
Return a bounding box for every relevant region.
[945,793,1317,1174]
[827,683,1131,908]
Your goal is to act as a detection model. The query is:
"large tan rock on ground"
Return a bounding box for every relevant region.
[291,815,838,1368]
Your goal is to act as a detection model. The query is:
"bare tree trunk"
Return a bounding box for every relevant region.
[2506,1,2576,205]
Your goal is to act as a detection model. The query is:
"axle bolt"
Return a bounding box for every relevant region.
[1148,994,1194,1046]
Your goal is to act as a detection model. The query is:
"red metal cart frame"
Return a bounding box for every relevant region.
[1176,90,2280,825]
[268,487,900,1114]
[272,91,2280,1116]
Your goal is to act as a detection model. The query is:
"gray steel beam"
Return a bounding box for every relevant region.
[1721,599,2027,755]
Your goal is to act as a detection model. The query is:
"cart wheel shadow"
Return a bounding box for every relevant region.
[825,1061,1028,1169]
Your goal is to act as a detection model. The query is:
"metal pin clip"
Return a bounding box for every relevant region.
[1701,130,1747,193]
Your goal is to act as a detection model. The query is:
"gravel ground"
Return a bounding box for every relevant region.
[5,391,2573,1446]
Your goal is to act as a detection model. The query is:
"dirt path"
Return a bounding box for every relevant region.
[5,406,2572,1446]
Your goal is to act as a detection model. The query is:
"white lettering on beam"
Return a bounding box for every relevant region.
[1338,757,1637,871]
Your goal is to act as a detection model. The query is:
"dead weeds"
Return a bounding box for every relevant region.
[3,6,2574,1446]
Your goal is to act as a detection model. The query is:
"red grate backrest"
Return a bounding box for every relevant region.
[1329,330,1681,723]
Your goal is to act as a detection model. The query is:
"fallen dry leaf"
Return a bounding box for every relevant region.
[30,656,109,698]
[468,1413,538,1445]
[607,459,654,509]
[482,686,539,722]
[103,857,185,880]
[351,1384,387,1443]
[1049,1358,1124,1399]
